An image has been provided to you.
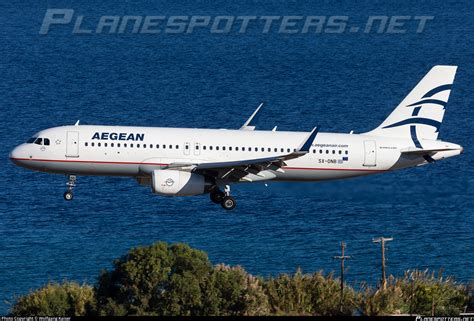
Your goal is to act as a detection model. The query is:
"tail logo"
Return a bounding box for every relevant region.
[382,84,452,149]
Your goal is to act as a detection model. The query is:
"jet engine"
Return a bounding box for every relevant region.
[151,169,212,196]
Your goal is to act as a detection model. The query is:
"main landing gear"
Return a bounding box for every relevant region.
[210,185,236,210]
[63,174,76,201]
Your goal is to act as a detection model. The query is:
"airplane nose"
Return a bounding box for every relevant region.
[9,145,26,165]
[9,146,19,160]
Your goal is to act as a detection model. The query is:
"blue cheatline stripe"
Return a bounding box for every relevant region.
[422,84,452,98]
[423,154,436,163]
[383,117,442,132]
[412,106,421,116]
[406,99,447,108]
[410,125,423,148]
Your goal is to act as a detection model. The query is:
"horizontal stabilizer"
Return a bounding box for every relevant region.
[400,147,460,155]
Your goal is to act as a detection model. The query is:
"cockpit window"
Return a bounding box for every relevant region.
[27,137,50,145]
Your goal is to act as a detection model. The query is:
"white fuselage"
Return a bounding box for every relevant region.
[9,125,463,183]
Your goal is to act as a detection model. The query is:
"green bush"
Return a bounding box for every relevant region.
[213,264,270,316]
[11,282,95,316]
[264,269,357,315]
[358,270,468,316]
[400,270,468,316]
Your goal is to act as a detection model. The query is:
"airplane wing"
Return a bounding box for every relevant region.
[164,126,320,181]
[240,102,265,131]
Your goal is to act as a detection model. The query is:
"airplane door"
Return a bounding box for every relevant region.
[184,142,190,155]
[66,131,79,157]
[194,143,201,156]
[363,140,376,166]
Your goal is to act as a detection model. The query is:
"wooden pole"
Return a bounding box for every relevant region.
[334,241,350,312]
[372,237,393,290]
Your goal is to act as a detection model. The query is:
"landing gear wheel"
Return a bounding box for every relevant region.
[220,196,236,210]
[210,190,225,204]
[63,191,73,201]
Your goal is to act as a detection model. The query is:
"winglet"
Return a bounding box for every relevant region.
[298,126,320,152]
[74,120,80,126]
[240,102,265,130]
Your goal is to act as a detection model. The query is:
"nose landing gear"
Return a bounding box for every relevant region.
[210,184,236,210]
[63,174,76,201]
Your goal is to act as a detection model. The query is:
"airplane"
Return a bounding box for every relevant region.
[9,65,463,210]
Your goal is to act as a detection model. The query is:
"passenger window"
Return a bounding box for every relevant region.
[175,145,179,149]
[143,144,146,148]
[124,143,127,147]
[222,146,226,151]
[34,138,43,145]
[229,147,232,151]
[91,142,95,147]
[85,142,88,147]
[267,148,271,152]
[326,150,329,154]
[169,144,173,149]
[185,145,189,149]
[236,147,239,151]
[104,143,108,147]
[281,148,284,152]
[345,150,348,155]
[332,150,335,154]
[118,143,121,147]
[287,148,290,153]
[261,147,264,152]
[319,150,323,154]
[203,146,207,150]
[242,147,245,151]
[137,144,140,148]
[338,150,342,154]
[156,144,159,149]
[98,143,101,147]
[255,147,258,152]
[130,143,133,148]
[195,145,199,150]
[210,146,213,150]
[111,143,114,147]
[216,146,219,151]
[274,148,278,152]
[312,149,316,153]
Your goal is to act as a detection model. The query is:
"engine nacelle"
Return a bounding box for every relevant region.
[151,170,212,196]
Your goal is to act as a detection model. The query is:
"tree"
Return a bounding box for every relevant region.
[95,242,218,316]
